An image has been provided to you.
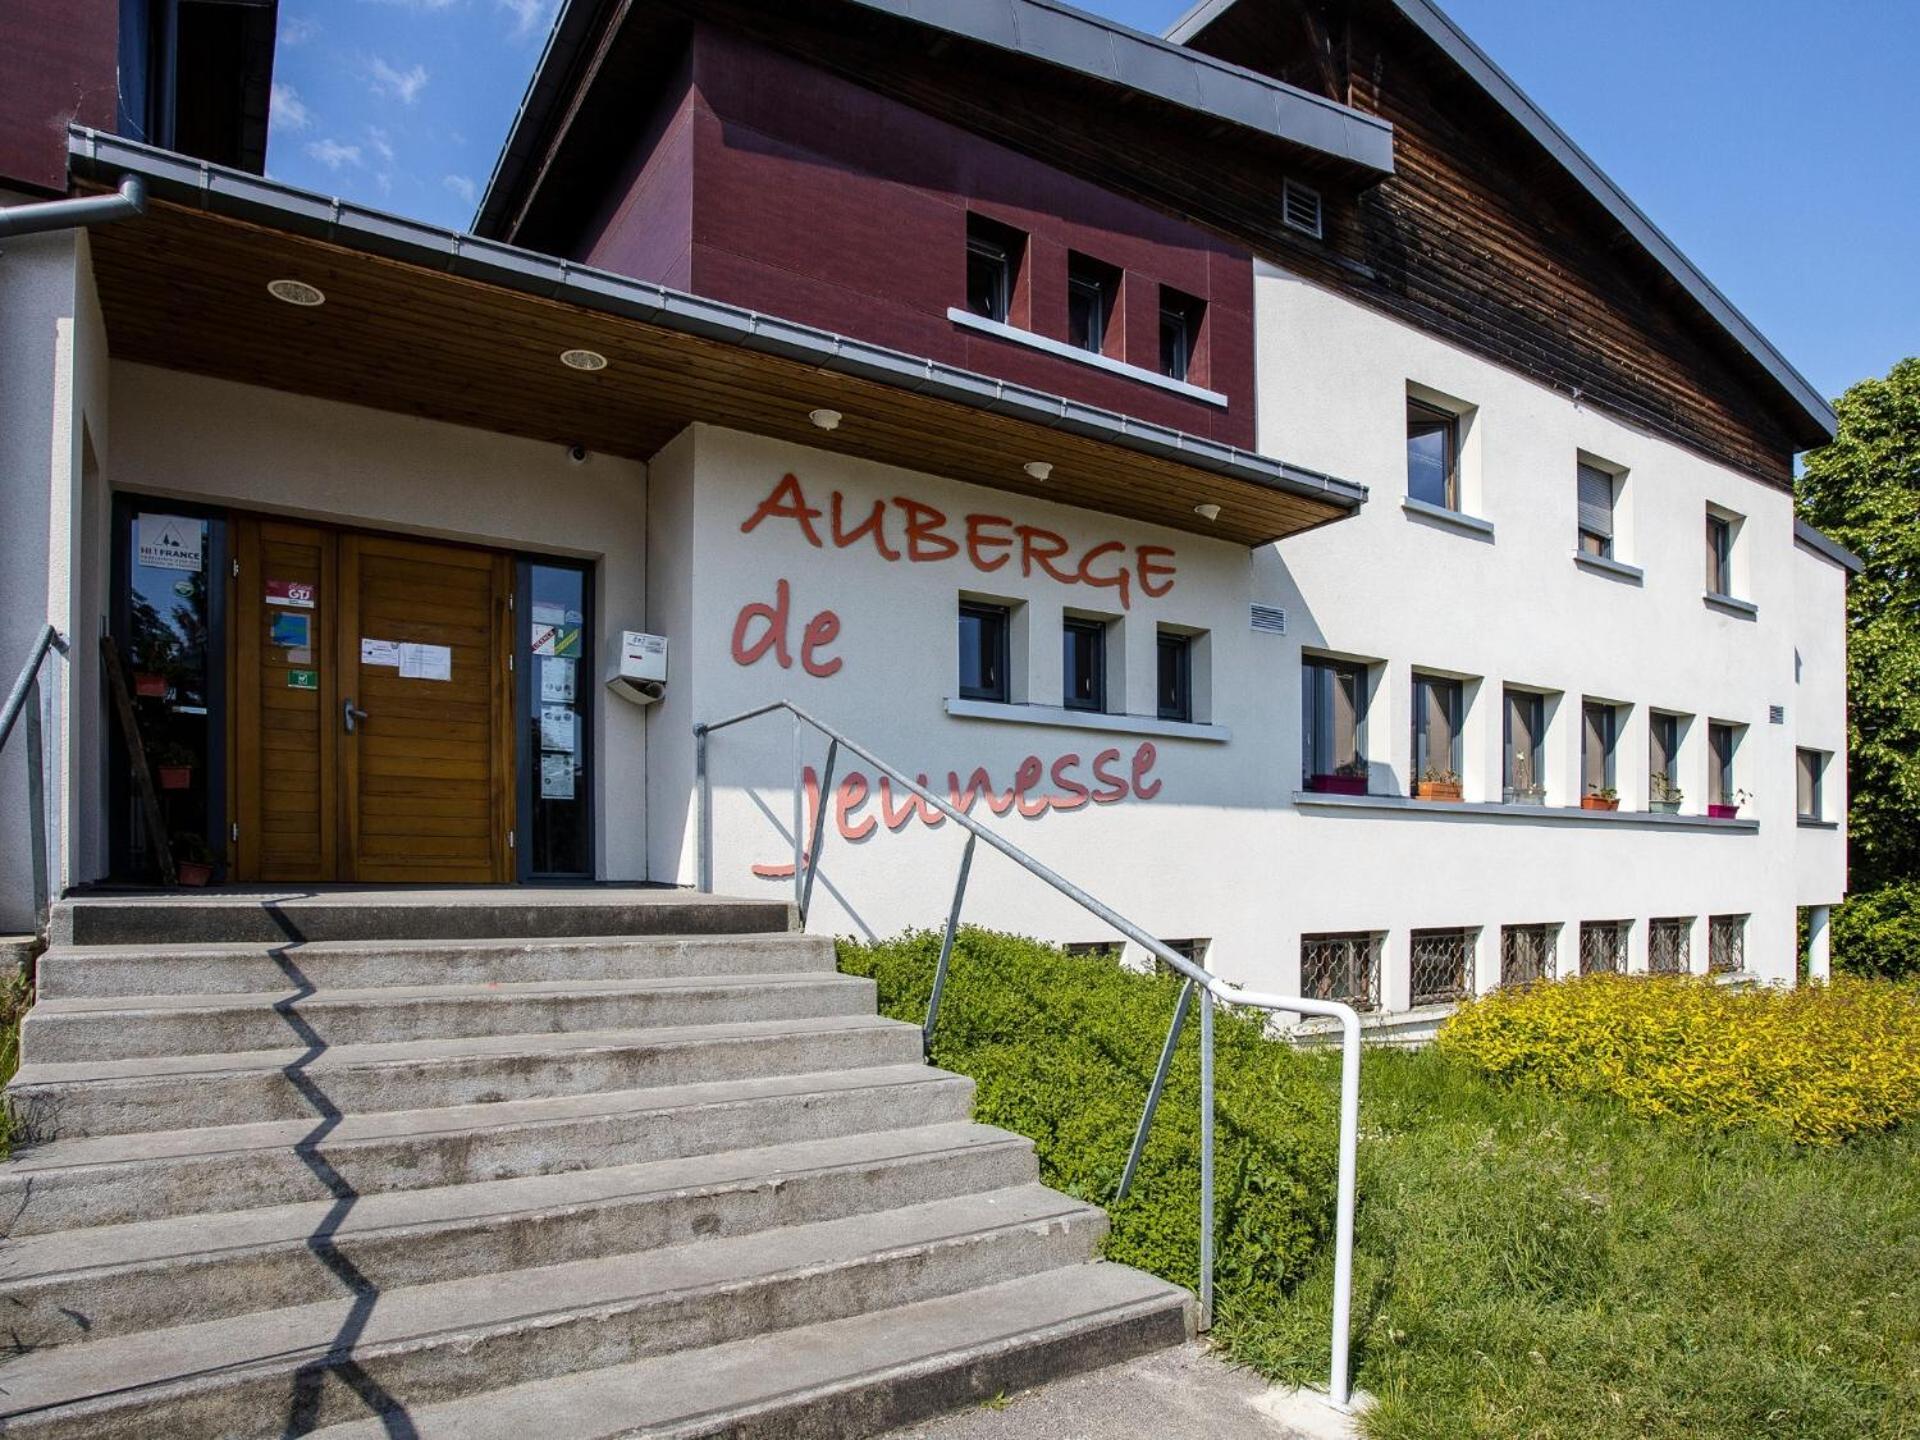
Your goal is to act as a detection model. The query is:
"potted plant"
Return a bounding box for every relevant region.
[1308,760,1369,796]
[1709,787,1751,821]
[1413,765,1462,801]
[132,633,173,699]
[152,742,196,791]
[172,831,215,887]
[1581,785,1620,812]
[1502,757,1544,806]
[1650,773,1684,814]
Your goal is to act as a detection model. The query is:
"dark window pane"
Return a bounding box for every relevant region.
[1159,307,1189,380]
[1068,278,1103,352]
[1412,675,1460,781]
[1157,632,1192,722]
[967,239,1009,322]
[525,562,591,877]
[1304,659,1365,780]
[1706,514,1731,593]
[1406,399,1457,508]
[959,603,1008,703]
[1062,619,1105,712]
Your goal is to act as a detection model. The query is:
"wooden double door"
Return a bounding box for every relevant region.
[232,518,515,883]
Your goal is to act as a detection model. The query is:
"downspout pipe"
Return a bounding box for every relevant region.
[0,174,146,241]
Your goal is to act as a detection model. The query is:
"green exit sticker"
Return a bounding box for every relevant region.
[286,669,319,691]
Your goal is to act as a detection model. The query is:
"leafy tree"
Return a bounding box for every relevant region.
[1796,357,1920,975]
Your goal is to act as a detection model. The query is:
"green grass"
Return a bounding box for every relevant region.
[840,930,1920,1440]
[0,959,30,1157]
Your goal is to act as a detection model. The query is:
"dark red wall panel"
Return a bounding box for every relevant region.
[0,0,117,194]
[576,25,1255,450]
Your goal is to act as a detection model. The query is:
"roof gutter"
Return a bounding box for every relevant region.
[68,129,1369,521]
[1794,519,1864,576]
[0,175,146,242]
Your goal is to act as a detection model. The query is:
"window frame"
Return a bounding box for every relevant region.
[1502,687,1546,801]
[1576,459,1616,558]
[1061,615,1108,714]
[1302,656,1368,786]
[1705,511,1733,595]
[964,214,1025,326]
[1405,397,1461,511]
[1581,699,1618,798]
[1158,286,1204,384]
[1410,672,1463,784]
[1707,721,1738,807]
[957,600,1012,704]
[1156,629,1193,723]
[1066,252,1121,357]
[1796,747,1824,820]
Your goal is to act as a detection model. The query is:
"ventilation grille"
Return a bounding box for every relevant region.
[1769,705,1786,725]
[1281,178,1323,239]
[1250,603,1288,634]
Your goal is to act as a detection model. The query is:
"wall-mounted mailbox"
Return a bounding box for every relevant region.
[608,630,668,705]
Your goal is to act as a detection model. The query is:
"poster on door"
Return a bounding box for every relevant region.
[137,514,202,572]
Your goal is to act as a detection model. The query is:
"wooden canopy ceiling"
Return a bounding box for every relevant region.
[85,199,1356,547]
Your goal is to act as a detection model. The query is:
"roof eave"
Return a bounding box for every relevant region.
[1794,519,1865,576]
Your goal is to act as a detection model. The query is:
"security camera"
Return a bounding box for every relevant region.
[567,443,589,465]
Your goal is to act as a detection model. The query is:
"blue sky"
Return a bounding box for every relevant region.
[266,0,1916,405]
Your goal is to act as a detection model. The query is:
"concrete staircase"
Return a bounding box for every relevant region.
[0,890,1189,1438]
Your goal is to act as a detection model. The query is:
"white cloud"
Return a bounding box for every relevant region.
[369,57,430,105]
[366,125,397,165]
[280,15,321,46]
[497,0,555,38]
[304,138,362,171]
[443,174,477,206]
[270,83,312,133]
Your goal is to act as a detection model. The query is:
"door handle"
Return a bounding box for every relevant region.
[343,699,369,734]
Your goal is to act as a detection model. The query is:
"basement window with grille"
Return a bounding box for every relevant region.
[1300,931,1380,1012]
[1410,927,1473,1006]
[1500,924,1555,988]
[1281,177,1323,238]
[1579,920,1629,975]
[1649,916,1691,974]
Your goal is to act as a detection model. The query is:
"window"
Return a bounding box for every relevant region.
[520,558,593,879]
[1156,937,1209,977]
[1158,287,1204,383]
[1708,722,1739,809]
[1797,748,1824,819]
[1650,712,1683,808]
[965,215,1024,324]
[1708,914,1746,974]
[1581,701,1617,799]
[1500,925,1554,988]
[1705,511,1733,595]
[1061,617,1106,713]
[1411,928,1473,1006]
[1067,253,1121,355]
[1411,673,1462,785]
[958,601,1010,703]
[1502,688,1545,802]
[1157,630,1193,722]
[1302,658,1366,787]
[1579,920,1628,975]
[1649,917,1691,974]
[1064,941,1122,960]
[1406,398,1459,509]
[1300,932,1380,1012]
[1577,461,1616,557]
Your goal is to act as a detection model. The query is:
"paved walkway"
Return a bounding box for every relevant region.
[881,1343,1361,1439]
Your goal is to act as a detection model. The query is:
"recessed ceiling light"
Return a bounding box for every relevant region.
[1193,502,1222,521]
[560,348,608,372]
[266,278,325,307]
[808,408,843,431]
[1023,461,1053,481]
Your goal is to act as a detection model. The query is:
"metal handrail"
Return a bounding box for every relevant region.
[694,699,1362,1410]
[2,624,69,933]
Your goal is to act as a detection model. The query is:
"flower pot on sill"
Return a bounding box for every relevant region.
[1308,773,1368,796]
[1651,800,1683,815]
[175,859,213,887]
[1414,781,1462,801]
[1708,803,1739,820]
[157,765,193,791]
[1581,795,1620,812]
[133,672,168,699]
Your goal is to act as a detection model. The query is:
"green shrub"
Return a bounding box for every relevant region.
[1832,881,1920,981]
[0,959,31,1158]
[837,928,1338,1328]
[1437,973,1920,1145]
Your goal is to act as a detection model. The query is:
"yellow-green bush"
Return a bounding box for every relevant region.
[1436,974,1920,1145]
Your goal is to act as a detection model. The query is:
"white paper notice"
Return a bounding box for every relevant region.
[399,643,453,681]
[540,754,576,800]
[540,705,577,752]
[137,514,202,572]
[539,657,575,704]
[360,638,401,668]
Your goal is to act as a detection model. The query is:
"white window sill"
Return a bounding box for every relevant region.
[1572,550,1644,583]
[945,308,1229,407]
[946,697,1230,743]
[1401,496,1495,538]
[1292,790,1758,830]
[1703,590,1759,618]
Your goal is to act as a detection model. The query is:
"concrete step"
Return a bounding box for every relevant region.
[51,888,794,948]
[0,1185,1110,1439]
[0,1122,1037,1348]
[8,1014,926,1138]
[0,1064,974,1236]
[309,1264,1193,1440]
[22,972,877,1062]
[35,932,835,1000]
